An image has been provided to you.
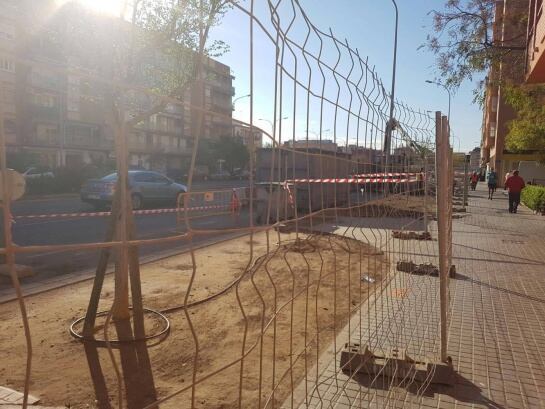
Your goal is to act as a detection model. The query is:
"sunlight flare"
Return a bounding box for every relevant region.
[55,0,126,17]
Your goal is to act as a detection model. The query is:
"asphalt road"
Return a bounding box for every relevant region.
[5,180,251,285]
[4,180,380,288]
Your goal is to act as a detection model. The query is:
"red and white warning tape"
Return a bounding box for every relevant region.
[290,178,419,184]
[15,204,231,220]
[353,172,419,178]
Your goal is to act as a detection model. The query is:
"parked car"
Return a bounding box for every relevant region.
[209,170,232,181]
[23,167,54,180]
[232,168,251,180]
[182,165,210,181]
[81,170,187,210]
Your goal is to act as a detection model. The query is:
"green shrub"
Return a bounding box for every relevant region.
[521,185,545,212]
[24,165,113,196]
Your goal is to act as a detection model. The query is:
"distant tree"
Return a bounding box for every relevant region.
[196,138,217,167]
[504,85,545,158]
[196,136,249,172]
[423,0,527,102]
[215,136,249,172]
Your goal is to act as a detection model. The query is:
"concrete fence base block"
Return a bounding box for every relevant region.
[396,260,456,278]
[340,343,455,385]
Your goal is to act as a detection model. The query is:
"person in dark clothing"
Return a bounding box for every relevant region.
[470,172,478,190]
[487,169,497,200]
[504,170,526,213]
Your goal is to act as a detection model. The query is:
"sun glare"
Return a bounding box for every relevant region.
[55,0,125,17]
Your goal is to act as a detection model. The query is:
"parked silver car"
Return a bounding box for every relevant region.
[23,166,54,180]
[81,171,187,210]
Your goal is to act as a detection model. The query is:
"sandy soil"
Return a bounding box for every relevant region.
[0,230,388,408]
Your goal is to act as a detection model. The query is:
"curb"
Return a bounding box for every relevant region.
[0,231,249,304]
[20,193,80,202]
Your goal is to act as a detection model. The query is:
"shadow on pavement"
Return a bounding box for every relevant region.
[455,272,545,304]
[350,371,506,409]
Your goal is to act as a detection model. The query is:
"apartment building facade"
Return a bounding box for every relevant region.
[481,0,541,185]
[526,0,545,82]
[0,0,233,175]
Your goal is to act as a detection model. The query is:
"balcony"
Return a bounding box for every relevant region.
[527,1,545,83]
[128,141,189,155]
[65,137,113,150]
[29,104,61,119]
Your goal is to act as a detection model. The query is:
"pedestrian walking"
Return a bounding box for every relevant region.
[504,170,525,214]
[504,171,511,185]
[487,169,497,200]
[470,172,478,191]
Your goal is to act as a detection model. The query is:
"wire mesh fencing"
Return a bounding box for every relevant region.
[0,1,455,408]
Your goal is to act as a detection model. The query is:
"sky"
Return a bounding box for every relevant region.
[209,0,484,152]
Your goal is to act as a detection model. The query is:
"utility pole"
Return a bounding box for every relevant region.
[384,0,399,168]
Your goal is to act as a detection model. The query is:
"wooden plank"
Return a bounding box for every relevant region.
[0,386,40,405]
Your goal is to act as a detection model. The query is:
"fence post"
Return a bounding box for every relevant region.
[435,111,450,363]
[463,154,469,207]
[446,119,453,272]
[423,154,428,234]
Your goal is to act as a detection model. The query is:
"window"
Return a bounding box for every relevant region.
[31,69,60,88]
[0,22,14,40]
[490,96,498,113]
[67,76,80,112]
[32,93,58,108]
[149,173,169,184]
[0,56,14,73]
[134,172,167,183]
[489,123,496,139]
[133,172,154,183]
[66,124,100,146]
[1,82,14,103]
[4,118,15,134]
[102,173,118,181]
[35,123,59,144]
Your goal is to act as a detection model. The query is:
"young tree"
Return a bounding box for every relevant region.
[45,0,236,321]
[124,0,234,123]
[424,0,527,101]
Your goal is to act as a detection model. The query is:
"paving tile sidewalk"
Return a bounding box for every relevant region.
[288,186,545,408]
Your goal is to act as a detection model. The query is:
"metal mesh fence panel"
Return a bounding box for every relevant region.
[0,1,456,408]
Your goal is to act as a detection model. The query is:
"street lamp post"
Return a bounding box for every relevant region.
[257,117,288,132]
[232,94,251,110]
[308,129,331,138]
[426,80,452,134]
[384,0,399,165]
[257,117,288,147]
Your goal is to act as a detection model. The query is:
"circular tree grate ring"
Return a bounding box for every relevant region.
[69,307,170,346]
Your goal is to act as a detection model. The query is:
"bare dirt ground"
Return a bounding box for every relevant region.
[369,194,435,215]
[0,229,388,409]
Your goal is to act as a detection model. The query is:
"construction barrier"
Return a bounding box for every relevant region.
[176,188,246,224]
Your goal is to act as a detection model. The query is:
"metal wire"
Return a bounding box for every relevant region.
[0,1,456,409]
